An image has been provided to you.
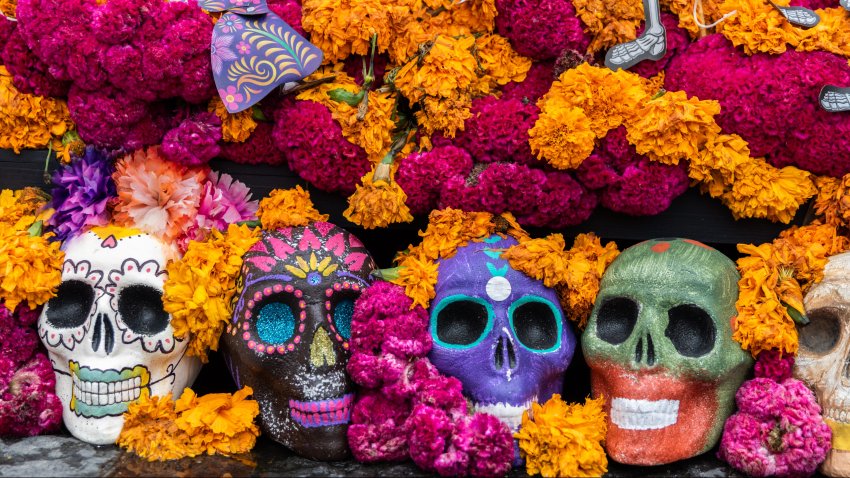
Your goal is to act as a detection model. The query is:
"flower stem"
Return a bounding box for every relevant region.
[42,143,53,184]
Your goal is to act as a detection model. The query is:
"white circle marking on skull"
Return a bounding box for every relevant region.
[486,276,512,302]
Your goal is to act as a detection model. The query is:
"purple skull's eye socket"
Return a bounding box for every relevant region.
[431,295,494,349]
[595,297,639,345]
[45,280,94,328]
[509,296,563,353]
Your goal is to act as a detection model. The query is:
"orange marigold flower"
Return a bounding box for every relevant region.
[690,133,752,198]
[390,252,440,310]
[413,208,495,262]
[561,234,620,328]
[163,224,260,362]
[0,229,63,311]
[257,186,329,230]
[0,66,74,153]
[301,0,392,64]
[297,71,396,161]
[540,64,649,138]
[472,34,532,96]
[571,0,644,53]
[515,394,608,478]
[344,167,414,229]
[720,159,816,224]
[208,97,257,143]
[661,0,726,38]
[625,90,721,165]
[502,234,571,289]
[528,105,596,170]
[788,7,850,57]
[0,188,50,232]
[717,0,792,54]
[814,174,850,229]
[396,35,478,103]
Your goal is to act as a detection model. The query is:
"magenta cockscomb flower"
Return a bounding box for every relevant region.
[48,146,117,242]
[347,281,514,477]
[161,112,223,167]
[453,96,539,165]
[272,99,371,194]
[718,375,831,477]
[666,34,850,177]
[502,61,556,103]
[396,145,474,215]
[495,0,589,60]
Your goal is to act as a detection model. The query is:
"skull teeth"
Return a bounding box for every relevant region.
[610,397,680,430]
[289,394,354,428]
[72,375,145,406]
[472,397,537,432]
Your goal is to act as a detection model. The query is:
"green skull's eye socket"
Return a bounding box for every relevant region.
[595,297,638,345]
[665,304,716,357]
[799,307,842,355]
[432,296,493,349]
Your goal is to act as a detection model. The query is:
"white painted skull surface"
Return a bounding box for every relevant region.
[795,251,850,477]
[37,226,201,445]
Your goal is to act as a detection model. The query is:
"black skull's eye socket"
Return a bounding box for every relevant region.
[332,298,355,340]
[595,297,638,345]
[432,296,493,348]
[256,301,296,345]
[799,307,842,355]
[45,280,94,328]
[117,285,169,336]
[665,304,716,358]
[510,298,562,352]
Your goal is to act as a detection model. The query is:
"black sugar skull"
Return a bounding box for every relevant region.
[221,222,376,460]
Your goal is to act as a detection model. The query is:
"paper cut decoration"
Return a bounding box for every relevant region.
[769,2,820,28]
[199,0,323,113]
[605,0,667,71]
[820,86,850,113]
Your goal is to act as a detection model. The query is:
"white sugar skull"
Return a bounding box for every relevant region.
[37,226,201,445]
[795,251,850,477]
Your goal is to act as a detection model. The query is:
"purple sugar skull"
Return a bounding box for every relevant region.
[428,235,576,433]
[222,223,376,460]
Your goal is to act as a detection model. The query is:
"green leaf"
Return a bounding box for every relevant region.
[27,220,43,237]
[372,267,400,281]
[328,88,365,106]
[782,301,809,325]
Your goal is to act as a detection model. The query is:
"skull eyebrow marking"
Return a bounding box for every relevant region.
[487,263,509,277]
[244,274,294,289]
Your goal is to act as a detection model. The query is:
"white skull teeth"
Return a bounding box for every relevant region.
[68,361,151,417]
[824,408,850,423]
[72,376,144,406]
[611,397,680,430]
[472,396,537,432]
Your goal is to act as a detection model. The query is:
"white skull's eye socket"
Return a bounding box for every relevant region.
[45,280,94,328]
[117,284,169,335]
[432,296,493,348]
[510,298,562,352]
[665,304,716,357]
[256,302,296,344]
[799,307,841,355]
[595,297,638,345]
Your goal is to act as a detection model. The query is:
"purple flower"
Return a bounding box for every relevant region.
[47,146,118,242]
[211,34,237,75]
[236,40,251,54]
[217,15,244,34]
[219,85,244,111]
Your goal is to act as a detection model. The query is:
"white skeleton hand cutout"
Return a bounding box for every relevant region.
[37,226,201,445]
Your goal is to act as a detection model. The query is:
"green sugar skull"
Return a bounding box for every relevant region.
[581,238,752,465]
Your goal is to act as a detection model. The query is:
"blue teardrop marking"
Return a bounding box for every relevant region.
[256,302,295,344]
[333,299,354,340]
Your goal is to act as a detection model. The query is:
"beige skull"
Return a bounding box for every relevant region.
[794,251,850,477]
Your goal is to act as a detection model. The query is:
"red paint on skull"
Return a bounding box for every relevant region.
[651,242,671,253]
[589,360,720,465]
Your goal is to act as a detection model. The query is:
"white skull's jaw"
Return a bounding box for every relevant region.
[69,361,151,418]
[472,396,537,432]
[611,397,680,430]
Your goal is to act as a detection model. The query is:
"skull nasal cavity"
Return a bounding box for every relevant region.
[310,327,336,368]
[91,313,115,355]
[494,336,517,371]
[596,297,638,345]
